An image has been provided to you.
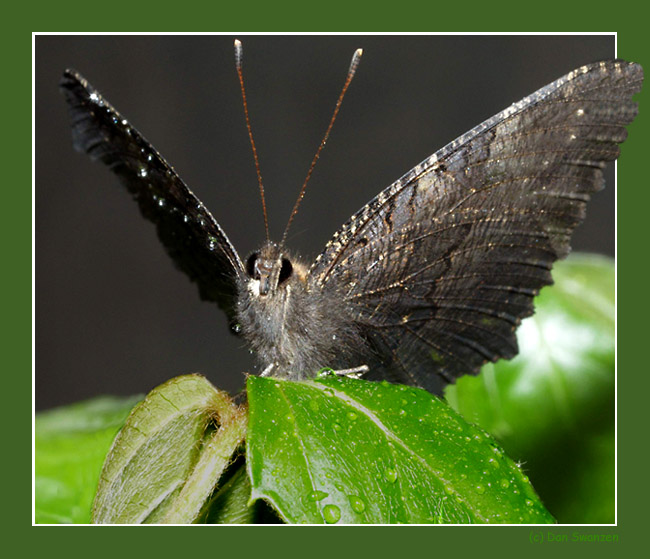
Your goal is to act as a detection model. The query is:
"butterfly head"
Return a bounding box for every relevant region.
[245,242,295,298]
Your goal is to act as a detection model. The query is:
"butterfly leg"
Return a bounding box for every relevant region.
[260,364,275,377]
[327,365,370,379]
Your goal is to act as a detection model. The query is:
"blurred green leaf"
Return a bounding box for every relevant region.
[247,375,554,524]
[445,254,615,523]
[35,395,141,524]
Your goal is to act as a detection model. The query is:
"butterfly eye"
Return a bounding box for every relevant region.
[278,258,293,285]
[246,252,259,278]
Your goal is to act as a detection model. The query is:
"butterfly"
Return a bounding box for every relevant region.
[60,51,642,396]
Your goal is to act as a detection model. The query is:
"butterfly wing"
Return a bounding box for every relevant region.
[60,70,244,323]
[311,60,642,395]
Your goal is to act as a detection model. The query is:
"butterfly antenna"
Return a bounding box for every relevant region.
[235,39,270,241]
[281,47,363,245]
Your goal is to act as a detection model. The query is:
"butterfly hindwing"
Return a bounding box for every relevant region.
[60,70,244,322]
[310,60,642,394]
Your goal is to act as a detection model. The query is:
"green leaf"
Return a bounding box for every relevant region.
[92,374,247,524]
[200,464,256,524]
[246,375,554,524]
[445,254,615,522]
[35,395,141,524]
[199,462,284,524]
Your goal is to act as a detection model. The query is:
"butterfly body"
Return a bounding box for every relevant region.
[236,242,361,379]
[60,57,642,395]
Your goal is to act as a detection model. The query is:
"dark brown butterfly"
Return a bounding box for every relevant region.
[60,53,642,396]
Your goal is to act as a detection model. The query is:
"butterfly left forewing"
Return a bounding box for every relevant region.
[310,60,642,394]
[60,70,244,323]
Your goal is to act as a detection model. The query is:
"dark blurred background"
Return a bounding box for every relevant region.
[36,35,617,410]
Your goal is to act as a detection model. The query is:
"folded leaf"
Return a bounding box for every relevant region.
[92,374,246,524]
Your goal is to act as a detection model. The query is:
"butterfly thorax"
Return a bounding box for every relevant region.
[236,241,359,379]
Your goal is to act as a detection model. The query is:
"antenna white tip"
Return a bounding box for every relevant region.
[234,39,243,69]
[349,48,363,78]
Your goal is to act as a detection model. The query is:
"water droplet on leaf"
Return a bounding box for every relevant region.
[348,495,366,513]
[309,490,329,501]
[384,468,398,483]
[323,504,341,524]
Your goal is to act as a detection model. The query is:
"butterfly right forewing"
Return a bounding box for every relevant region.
[310,60,642,394]
[60,70,244,323]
